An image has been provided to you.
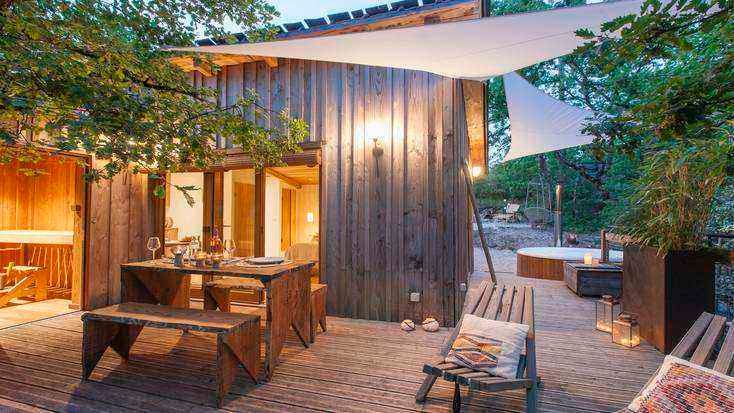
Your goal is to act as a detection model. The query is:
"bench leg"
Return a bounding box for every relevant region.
[111,324,143,360]
[309,310,317,344]
[452,381,462,412]
[526,381,539,413]
[34,268,48,301]
[82,320,119,380]
[415,374,439,402]
[319,315,327,333]
[216,323,260,407]
[204,285,231,312]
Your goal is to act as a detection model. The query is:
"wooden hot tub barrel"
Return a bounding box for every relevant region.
[516,247,623,281]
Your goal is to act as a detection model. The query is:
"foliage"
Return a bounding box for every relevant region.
[482,0,734,240]
[578,0,734,251]
[0,0,309,193]
[709,180,734,233]
[616,140,732,251]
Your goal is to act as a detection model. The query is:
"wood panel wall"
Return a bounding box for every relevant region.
[0,157,78,231]
[86,167,158,308]
[205,59,472,326]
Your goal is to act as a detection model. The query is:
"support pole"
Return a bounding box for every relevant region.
[553,183,563,247]
[462,160,497,283]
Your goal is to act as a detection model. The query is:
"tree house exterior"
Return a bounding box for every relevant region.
[6,0,487,327]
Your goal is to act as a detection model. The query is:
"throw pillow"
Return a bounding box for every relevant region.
[445,314,529,379]
[629,355,734,413]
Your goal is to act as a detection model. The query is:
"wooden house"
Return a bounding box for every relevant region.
[2,0,488,327]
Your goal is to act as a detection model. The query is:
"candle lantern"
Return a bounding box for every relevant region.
[595,295,620,333]
[583,252,594,265]
[613,313,641,348]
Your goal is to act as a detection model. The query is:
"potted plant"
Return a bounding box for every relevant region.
[616,141,731,352]
[574,1,734,352]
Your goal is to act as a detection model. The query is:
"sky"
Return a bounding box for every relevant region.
[268,0,382,25]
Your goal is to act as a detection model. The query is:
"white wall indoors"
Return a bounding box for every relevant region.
[264,175,282,257]
[292,185,319,244]
[166,172,204,240]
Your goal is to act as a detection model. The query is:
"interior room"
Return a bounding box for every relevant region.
[163,164,320,304]
[0,154,85,328]
[257,165,319,263]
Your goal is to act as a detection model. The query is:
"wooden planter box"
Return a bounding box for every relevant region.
[564,262,622,297]
[622,245,716,353]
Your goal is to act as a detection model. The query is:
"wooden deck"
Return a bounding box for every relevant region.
[0,273,663,412]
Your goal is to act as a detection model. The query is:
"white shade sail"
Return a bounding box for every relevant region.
[502,72,594,162]
[172,0,643,81]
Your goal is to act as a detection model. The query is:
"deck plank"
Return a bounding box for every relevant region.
[0,268,663,412]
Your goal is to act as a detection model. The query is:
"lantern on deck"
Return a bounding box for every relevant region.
[595,295,620,333]
[613,313,641,348]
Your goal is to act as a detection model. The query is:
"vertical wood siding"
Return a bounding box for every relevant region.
[209,59,471,326]
[86,168,155,308]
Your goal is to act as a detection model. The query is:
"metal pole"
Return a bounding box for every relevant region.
[554,183,563,247]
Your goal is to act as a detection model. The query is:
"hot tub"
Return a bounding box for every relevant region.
[516,247,622,280]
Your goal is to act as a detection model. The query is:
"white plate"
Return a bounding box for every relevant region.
[247,257,284,265]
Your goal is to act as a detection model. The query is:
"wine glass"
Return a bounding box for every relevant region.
[147,237,161,260]
[224,239,236,259]
[188,238,200,261]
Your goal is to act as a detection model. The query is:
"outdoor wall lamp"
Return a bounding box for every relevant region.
[306,212,314,223]
[471,165,482,177]
[372,136,384,177]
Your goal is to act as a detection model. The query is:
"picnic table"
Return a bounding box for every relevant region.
[119,259,315,380]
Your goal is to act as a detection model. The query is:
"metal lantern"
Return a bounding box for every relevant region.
[595,295,620,333]
[613,313,641,348]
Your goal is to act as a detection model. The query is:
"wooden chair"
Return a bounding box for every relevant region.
[0,263,48,308]
[82,302,260,407]
[310,283,327,343]
[416,281,538,412]
[493,203,521,222]
[0,246,23,287]
[203,277,265,312]
[617,311,734,412]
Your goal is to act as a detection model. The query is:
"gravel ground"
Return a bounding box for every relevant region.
[473,221,600,250]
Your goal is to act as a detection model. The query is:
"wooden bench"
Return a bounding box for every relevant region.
[416,281,538,412]
[310,284,327,343]
[617,311,734,412]
[203,277,265,312]
[82,302,260,407]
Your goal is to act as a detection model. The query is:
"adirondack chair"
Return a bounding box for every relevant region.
[618,311,734,412]
[416,281,538,412]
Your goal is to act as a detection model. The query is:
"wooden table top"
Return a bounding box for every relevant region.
[121,259,315,282]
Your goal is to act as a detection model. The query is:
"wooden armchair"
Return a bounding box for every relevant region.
[617,311,734,412]
[416,280,538,412]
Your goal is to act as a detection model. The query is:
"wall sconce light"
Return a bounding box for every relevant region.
[372,136,384,177]
[306,212,314,223]
[372,137,384,157]
[471,165,482,177]
[367,121,386,177]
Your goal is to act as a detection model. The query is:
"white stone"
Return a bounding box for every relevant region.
[422,317,440,332]
[400,319,415,331]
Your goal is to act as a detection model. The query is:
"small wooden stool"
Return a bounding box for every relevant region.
[204,278,265,312]
[310,284,327,343]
